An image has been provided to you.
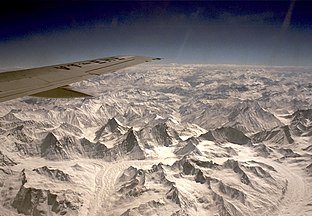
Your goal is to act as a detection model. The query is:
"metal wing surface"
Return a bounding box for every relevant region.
[0,56,159,102]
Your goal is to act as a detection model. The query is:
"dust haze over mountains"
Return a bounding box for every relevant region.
[0,64,312,215]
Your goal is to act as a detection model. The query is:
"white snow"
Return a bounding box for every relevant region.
[0,64,312,215]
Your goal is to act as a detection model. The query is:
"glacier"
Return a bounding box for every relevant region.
[0,64,312,215]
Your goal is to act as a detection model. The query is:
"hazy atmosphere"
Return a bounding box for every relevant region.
[0,0,312,68]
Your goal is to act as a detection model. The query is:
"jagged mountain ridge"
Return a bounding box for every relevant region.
[289,109,312,136]
[252,126,294,145]
[224,101,283,134]
[0,64,312,216]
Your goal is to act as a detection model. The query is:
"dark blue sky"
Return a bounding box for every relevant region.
[0,0,312,68]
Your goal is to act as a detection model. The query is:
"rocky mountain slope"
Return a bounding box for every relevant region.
[0,64,312,215]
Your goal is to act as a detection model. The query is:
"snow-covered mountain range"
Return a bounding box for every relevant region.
[0,64,311,216]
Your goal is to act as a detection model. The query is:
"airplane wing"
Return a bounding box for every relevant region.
[0,56,160,102]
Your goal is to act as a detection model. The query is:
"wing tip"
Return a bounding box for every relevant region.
[142,56,162,62]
